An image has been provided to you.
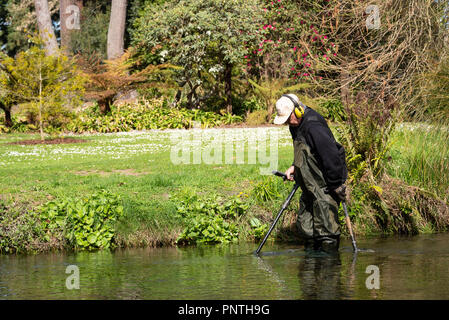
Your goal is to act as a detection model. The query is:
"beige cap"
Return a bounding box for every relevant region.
[273,94,300,125]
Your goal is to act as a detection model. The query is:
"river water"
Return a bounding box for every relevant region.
[2,233,449,300]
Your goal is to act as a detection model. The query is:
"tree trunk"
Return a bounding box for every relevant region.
[0,103,13,128]
[98,98,112,115]
[34,0,59,56]
[60,0,82,54]
[107,0,127,60]
[224,62,232,114]
[267,101,274,121]
[39,66,44,141]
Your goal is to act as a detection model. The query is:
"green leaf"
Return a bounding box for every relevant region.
[87,234,97,244]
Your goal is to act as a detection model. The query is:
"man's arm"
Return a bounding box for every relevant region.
[306,124,346,190]
[287,126,297,180]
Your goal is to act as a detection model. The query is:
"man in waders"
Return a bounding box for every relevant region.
[274,94,348,252]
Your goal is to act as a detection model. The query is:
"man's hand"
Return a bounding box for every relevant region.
[285,166,295,181]
[333,184,347,201]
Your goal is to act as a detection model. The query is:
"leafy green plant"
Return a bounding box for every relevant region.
[173,192,248,244]
[64,99,243,133]
[248,217,269,240]
[39,190,124,250]
[320,99,346,122]
[251,176,282,203]
[177,215,238,244]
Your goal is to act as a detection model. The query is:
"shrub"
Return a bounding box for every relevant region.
[0,43,86,141]
[319,99,346,122]
[232,96,265,116]
[173,191,248,244]
[334,93,400,184]
[39,190,124,250]
[246,110,268,126]
[64,99,243,133]
[0,200,48,254]
[131,0,263,111]
[0,122,9,133]
[251,176,282,203]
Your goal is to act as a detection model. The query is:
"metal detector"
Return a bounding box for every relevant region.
[255,171,300,255]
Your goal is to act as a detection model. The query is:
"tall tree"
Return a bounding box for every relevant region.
[107,0,127,59]
[4,0,58,56]
[34,0,59,56]
[131,0,263,112]
[60,0,82,54]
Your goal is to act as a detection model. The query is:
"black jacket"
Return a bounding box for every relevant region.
[289,107,347,190]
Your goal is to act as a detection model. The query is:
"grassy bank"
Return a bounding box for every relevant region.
[0,123,448,253]
[0,127,295,253]
[387,122,449,199]
[346,121,449,236]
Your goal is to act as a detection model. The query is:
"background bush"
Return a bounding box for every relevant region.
[64,99,243,133]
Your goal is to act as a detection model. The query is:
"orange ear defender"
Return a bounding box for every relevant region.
[282,94,304,119]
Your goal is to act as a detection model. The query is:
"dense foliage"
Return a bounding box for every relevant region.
[0,43,86,140]
[39,190,124,250]
[174,191,249,244]
[0,190,124,252]
[65,99,243,133]
[131,0,263,112]
[69,1,110,58]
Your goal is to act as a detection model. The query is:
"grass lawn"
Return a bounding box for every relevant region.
[0,127,296,248]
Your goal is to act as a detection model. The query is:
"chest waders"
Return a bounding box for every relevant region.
[293,137,341,249]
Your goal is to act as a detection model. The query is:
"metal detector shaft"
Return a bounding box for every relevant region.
[342,201,358,252]
[255,183,300,255]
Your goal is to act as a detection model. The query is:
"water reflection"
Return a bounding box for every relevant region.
[297,251,343,300]
[3,234,449,299]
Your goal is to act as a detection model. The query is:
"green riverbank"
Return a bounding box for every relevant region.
[0,123,448,253]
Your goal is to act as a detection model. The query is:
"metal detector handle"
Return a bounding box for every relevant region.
[255,183,300,255]
[272,170,288,181]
